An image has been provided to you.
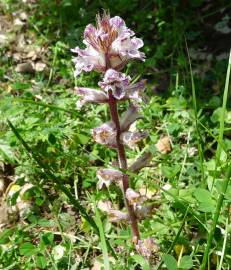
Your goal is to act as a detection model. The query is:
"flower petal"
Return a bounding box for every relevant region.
[125,79,146,102]
[99,69,131,99]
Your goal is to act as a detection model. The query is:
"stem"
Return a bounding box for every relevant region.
[108,90,140,242]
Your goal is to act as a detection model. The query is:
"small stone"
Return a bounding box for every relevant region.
[34,62,46,72]
[15,62,34,74]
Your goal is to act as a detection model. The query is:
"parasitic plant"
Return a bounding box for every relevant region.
[72,12,159,259]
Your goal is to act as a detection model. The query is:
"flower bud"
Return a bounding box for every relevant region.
[135,203,159,219]
[128,152,152,173]
[120,105,142,132]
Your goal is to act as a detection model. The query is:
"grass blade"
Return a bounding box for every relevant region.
[93,199,110,270]
[185,39,205,185]
[200,50,231,270]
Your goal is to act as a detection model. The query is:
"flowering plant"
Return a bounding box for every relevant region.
[72,12,159,260]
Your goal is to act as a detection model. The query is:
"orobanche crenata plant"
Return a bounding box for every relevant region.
[72,12,159,260]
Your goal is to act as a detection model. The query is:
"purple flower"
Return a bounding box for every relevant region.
[92,122,117,147]
[125,188,145,207]
[99,69,146,100]
[75,75,146,108]
[108,209,128,223]
[92,107,147,148]
[135,237,159,259]
[72,13,145,76]
[75,87,108,108]
[98,69,131,99]
[96,168,123,189]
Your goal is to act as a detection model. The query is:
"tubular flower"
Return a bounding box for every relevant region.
[125,188,146,207]
[99,69,146,100]
[75,87,108,108]
[120,105,142,131]
[96,168,124,189]
[71,13,145,76]
[108,209,128,223]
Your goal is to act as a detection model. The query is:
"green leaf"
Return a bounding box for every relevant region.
[36,255,47,269]
[132,255,150,270]
[194,188,216,212]
[162,254,177,270]
[76,133,89,145]
[179,255,193,269]
[194,188,213,203]
[162,165,181,179]
[0,228,14,244]
[19,242,37,256]
[0,139,15,162]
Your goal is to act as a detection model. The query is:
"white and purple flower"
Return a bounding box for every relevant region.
[96,168,124,189]
[72,13,145,76]
[75,87,108,108]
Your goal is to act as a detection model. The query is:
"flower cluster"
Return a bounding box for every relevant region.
[72,12,159,261]
[72,13,145,76]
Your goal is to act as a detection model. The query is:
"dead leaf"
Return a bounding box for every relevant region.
[0,203,9,229]
[155,136,171,154]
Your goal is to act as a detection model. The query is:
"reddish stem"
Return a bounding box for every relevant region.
[108,90,140,243]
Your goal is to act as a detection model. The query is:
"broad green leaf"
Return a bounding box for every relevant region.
[132,255,150,270]
[194,188,216,212]
[19,242,37,256]
[36,255,47,269]
[0,139,15,162]
[0,228,14,245]
[179,255,193,269]
[162,254,177,270]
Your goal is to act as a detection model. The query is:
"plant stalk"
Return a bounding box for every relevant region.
[108,90,140,243]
